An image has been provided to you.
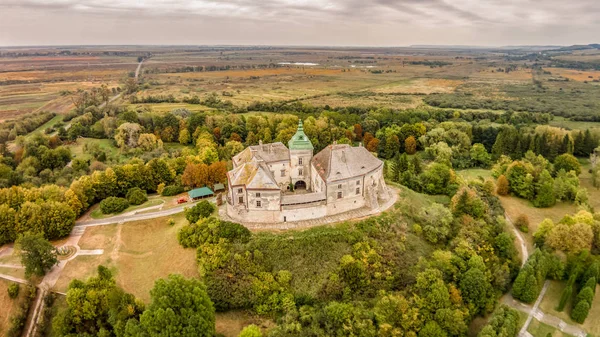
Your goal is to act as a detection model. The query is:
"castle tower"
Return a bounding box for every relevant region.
[288,120,313,190]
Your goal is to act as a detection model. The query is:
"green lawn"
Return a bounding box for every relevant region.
[90,198,164,219]
[527,319,573,337]
[457,168,493,181]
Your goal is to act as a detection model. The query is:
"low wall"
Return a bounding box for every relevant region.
[226,192,370,223]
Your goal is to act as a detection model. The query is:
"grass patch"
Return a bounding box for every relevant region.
[457,168,493,182]
[68,137,120,162]
[0,266,26,280]
[57,213,197,303]
[527,319,568,337]
[215,311,273,337]
[0,278,27,332]
[539,281,600,336]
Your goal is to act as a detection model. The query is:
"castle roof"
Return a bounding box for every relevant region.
[233,142,290,166]
[288,120,313,151]
[228,161,279,190]
[312,144,382,183]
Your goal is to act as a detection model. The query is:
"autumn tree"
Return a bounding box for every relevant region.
[496,175,509,196]
[405,136,417,155]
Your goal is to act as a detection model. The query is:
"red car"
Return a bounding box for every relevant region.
[177,197,188,204]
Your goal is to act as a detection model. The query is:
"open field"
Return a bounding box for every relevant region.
[539,281,600,337]
[55,213,197,302]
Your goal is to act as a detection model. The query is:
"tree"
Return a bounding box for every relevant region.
[554,153,581,176]
[496,175,509,195]
[571,300,590,323]
[239,325,262,337]
[418,321,447,337]
[185,201,216,224]
[136,274,215,337]
[534,170,556,208]
[114,122,142,149]
[16,232,58,278]
[126,187,148,205]
[470,143,491,167]
[515,214,530,233]
[405,136,417,155]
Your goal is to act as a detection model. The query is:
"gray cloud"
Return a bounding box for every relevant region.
[0,0,599,46]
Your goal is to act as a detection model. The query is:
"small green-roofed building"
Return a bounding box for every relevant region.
[288,120,313,150]
[188,187,214,200]
[213,183,225,192]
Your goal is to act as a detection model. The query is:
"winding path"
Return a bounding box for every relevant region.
[504,213,587,337]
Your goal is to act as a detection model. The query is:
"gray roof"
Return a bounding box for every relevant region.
[233,142,289,166]
[228,161,280,190]
[312,144,383,183]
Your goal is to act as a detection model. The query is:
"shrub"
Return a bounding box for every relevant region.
[161,185,184,196]
[167,218,175,226]
[575,287,594,306]
[496,175,509,196]
[239,325,262,337]
[557,285,572,312]
[515,214,530,233]
[7,283,19,299]
[185,201,216,224]
[99,197,129,214]
[571,300,590,323]
[126,187,147,205]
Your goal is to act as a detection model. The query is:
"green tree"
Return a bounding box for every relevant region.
[185,201,216,224]
[554,153,581,176]
[418,321,447,337]
[470,143,491,167]
[16,232,58,278]
[137,275,215,337]
[534,170,556,208]
[571,300,590,323]
[126,187,148,205]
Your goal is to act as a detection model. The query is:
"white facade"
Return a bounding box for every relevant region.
[226,126,389,224]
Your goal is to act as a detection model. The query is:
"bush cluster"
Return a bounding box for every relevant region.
[161,185,184,196]
[99,197,129,214]
[126,187,148,205]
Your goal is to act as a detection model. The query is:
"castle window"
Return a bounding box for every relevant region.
[256,192,261,198]
[256,200,262,208]
[281,170,286,177]
[298,157,303,165]
[238,196,244,204]
[337,191,343,199]
[237,188,243,193]
[356,180,360,185]
[338,184,342,189]
[299,168,303,176]
[356,187,360,195]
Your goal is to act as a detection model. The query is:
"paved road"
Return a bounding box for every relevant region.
[76,202,198,227]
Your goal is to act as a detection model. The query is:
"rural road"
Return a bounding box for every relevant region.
[75,201,200,227]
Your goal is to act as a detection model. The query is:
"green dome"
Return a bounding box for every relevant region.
[288,120,313,150]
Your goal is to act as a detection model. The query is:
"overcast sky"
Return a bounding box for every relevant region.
[0,0,598,47]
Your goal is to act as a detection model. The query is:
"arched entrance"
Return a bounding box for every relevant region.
[294,180,307,190]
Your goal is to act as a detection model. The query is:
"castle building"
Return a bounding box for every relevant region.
[226,120,389,223]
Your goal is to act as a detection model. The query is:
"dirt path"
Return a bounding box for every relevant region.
[111,223,122,262]
[505,213,529,266]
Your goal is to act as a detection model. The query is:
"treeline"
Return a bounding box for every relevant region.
[409,60,453,67]
[176,180,520,336]
[143,63,283,74]
[0,111,55,144]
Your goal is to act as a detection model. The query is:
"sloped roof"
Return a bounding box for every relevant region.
[233,142,289,166]
[228,161,280,190]
[188,187,214,198]
[312,144,382,183]
[288,120,313,150]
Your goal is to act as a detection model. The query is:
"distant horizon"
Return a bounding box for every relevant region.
[0,43,595,49]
